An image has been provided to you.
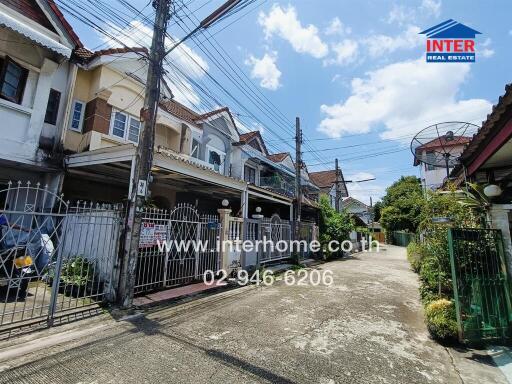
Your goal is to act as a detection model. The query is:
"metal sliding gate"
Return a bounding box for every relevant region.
[448,228,512,343]
[134,204,220,294]
[0,182,123,330]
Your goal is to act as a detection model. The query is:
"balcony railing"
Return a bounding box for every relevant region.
[260,176,295,197]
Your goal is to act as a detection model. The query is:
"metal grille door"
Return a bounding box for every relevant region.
[448,228,512,343]
[134,204,220,294]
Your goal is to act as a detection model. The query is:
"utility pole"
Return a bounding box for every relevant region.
[118,0,171,308]
[369,196,374,237]
[335,158,341,212]
[295,117,302,225]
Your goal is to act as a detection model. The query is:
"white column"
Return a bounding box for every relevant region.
[217,208,232,272]
[241,189,249,218]
[26,58,58,149]
[490,205,512,274]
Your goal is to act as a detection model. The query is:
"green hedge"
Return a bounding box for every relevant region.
[406,241,422,273]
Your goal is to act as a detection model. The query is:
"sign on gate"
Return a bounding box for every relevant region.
[139,222,167,248]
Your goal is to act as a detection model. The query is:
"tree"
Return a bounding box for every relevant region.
[318,195,354,258]
[380,176,423,233]
[372,201,382,222]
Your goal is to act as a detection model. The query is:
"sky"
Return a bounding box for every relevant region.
[60,0,512,204]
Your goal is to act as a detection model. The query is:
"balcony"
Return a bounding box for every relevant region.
[260,175,295,197]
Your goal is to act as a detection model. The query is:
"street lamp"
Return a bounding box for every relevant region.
[484,184,502,198]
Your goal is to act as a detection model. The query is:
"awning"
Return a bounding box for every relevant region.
[0,12,72,58]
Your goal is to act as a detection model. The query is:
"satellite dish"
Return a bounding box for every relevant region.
[411,121,479,178]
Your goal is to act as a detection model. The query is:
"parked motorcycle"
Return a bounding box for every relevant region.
[0,228,54,301]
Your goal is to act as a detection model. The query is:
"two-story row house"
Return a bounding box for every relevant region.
[57,46,320,221]
[0,1,323,224]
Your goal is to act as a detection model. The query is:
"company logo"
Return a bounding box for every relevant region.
[420,19,481,63]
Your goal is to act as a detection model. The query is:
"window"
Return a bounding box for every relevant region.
[128,118,140,143]
[0,56,28,104]
[244,165,256,184]
[110,110,140,143]
[69,100,85,132]
[425,151,436,171]
[191,138,200,158]
[207,146,225,173]
[44,89,61,125]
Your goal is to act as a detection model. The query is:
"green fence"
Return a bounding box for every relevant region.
[448,228,512,344]
[390,231,415,247]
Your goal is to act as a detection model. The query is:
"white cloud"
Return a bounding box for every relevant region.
[245,52,282,90]
[386,5,416,26]
[99,20,208,108]
[258,4,328,58]
[386,1,441,26]
[364,26,424,57]
[480,38,495,58]
[421,0,442,17]
[324,39,359,66]
[325,17,351,36]
[318,57,491,140]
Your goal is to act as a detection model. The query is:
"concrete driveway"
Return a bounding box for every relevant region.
[0,245,507,383]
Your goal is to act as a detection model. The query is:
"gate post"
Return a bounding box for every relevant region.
[217,208,232,272]
[490,205,512,276]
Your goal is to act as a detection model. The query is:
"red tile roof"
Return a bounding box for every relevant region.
[195,107,239,133]
[451,83,512,181]
[239,131,259,142]
[0,0,83,48]
[266,152,290,163]
[47,0,83,48]
[309,170,337,188]
[413,136,471,165]
[239,131,268,155]
[73,47,148,63]
[1,0,55,31]
[160,99,201,126]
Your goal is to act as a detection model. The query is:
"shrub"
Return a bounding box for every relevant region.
[425,299,458,340]
[318,195,354,258]
[406,241,423,273]
[60,256,93,286]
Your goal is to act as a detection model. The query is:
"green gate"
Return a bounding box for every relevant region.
[448,228,512,343]
[391,231,415,247]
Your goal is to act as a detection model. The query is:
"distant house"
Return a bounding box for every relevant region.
[413,136,471,190]
[236,130,319,220]
[309,169,348,211]
[342,197,371,226]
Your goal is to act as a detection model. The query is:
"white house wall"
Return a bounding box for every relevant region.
[0,29,72,167]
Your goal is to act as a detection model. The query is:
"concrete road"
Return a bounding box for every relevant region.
[0,245,507,383]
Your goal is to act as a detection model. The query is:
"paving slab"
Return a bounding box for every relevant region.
[0,245,507,383]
